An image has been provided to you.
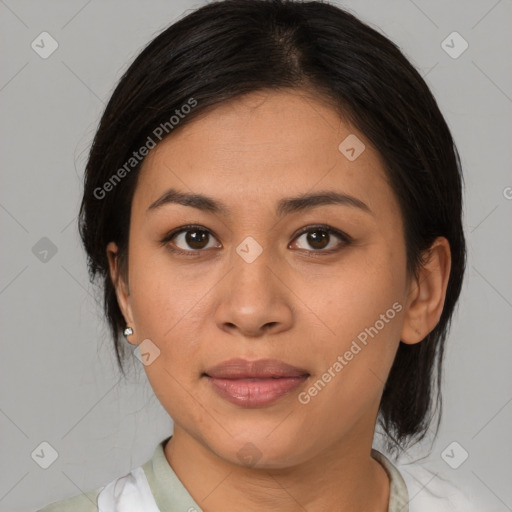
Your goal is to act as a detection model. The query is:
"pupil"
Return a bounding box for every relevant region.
[308,230,328,249]
[186,230,208,249]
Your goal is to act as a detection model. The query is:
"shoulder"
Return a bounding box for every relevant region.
[37,465,158,512]
[37,440,167,512]
[37,486,104,512]
[396,460,482,512]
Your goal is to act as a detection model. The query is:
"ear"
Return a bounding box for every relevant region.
[400,236,452,345]
[106,241,136,344]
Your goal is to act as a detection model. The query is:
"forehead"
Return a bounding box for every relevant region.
[134,89,394,218]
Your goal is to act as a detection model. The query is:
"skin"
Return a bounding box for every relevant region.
[107,89,451,511]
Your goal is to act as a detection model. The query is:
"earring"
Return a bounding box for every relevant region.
[123,326,134,337]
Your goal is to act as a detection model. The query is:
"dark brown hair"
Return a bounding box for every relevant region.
[78,0,466,458]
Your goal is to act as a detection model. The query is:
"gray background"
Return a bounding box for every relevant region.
[1,1,511,511]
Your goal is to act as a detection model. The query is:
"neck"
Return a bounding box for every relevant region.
[164,427,390,512]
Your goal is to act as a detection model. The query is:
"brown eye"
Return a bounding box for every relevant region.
[291,226,350,252]
[167,226,221,252]
[304,230,329,249]
[183,229,210,249]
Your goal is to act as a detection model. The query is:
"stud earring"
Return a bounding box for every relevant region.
[123,326,134,337]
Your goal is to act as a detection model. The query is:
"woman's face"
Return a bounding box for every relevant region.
[109,89,422,467]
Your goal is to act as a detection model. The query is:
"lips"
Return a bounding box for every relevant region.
[203,358,310,379]
[203,358,310,407]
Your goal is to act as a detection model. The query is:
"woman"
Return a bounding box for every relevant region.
[39,0,478,510]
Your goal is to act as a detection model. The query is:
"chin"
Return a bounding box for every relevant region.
[212,431,310,470]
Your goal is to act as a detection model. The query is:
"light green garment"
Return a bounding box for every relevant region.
[38,437,409,511]
[37,487,103,512]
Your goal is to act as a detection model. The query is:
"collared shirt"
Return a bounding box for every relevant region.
[37,436,478,511]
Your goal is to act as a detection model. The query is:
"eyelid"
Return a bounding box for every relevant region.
[290,224,352,244]
[160,224,221,254]
[288,224,352,255]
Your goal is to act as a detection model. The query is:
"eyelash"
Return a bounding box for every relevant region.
[160,224,353,257]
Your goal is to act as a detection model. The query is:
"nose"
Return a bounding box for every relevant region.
[214,249,294,338]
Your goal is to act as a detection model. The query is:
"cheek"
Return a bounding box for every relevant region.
[297,291,404,442]
[126,246,207,378]
[302,241,406,401]
[317,241,406,344]
[128,241,194,330]
[127,250,209,415]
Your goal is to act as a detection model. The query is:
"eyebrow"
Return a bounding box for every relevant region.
[147,188,373,217]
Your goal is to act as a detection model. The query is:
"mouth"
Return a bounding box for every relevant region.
[202,358,310,407]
